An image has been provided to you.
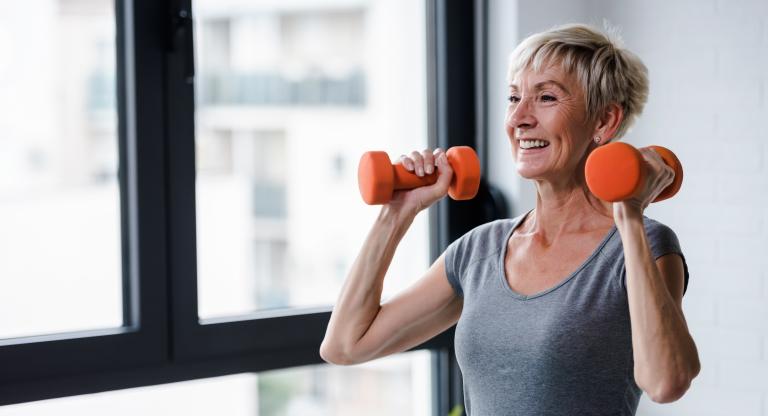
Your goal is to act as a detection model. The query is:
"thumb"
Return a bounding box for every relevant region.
[434,152,454,189]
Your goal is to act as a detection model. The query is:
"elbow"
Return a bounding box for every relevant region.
[646,379,690,403]
[319,343,356,366]
[638,351,701,404]
[319,343,342,365]
[643,369,698,404]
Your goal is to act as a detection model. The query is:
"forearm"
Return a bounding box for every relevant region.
[617,214,699,400]
[320,206,415,362]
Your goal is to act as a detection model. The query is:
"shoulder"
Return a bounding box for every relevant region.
[445,213,525,263]
[641,216,683,254]
[641,216,690,295]
[641,216,675,233]
[465,216,520,239]
[451,213,526,247]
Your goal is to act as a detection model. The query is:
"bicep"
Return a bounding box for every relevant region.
[655,253,685,308]
[348,251,463,365]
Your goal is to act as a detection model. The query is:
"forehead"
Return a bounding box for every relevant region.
[508,62,578,90]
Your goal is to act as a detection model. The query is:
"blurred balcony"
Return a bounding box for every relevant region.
[197,71,366,107]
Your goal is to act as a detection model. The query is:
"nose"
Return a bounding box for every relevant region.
[507,96,537,132]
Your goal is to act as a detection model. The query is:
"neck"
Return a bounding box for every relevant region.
[523,178,613,242]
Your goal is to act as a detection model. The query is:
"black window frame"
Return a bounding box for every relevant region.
[0,0,169,398]
[0,1,492,414]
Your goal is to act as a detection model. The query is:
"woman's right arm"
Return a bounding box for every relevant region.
[319,148,462,365]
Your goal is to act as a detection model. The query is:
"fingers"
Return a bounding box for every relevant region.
[398,153,415,172]
[433,147,446,163]
[422,149,435,174]
[645,148,675,186]
[640,148,675,195]
[420,150,452,202]
[400,148,444,177]
[661,164,675,187]
[409,150,425,176]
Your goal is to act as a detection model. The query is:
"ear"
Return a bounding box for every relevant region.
[593,103,624,142]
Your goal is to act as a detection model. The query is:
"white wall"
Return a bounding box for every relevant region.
[488,1,768,415]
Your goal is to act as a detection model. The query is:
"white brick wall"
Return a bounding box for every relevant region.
[488,0,768,414]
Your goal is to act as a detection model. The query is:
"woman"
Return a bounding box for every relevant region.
[320,23,700,415]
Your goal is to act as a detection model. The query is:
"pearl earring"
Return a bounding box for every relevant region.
[593,136,601,144]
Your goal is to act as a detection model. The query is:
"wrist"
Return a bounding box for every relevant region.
[377,204,416,230]
[613,202,643,225]
[614,207,644,237]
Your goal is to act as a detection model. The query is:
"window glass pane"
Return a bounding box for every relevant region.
[0,350,433,415]
[193,0,429,318]
[0,1,122,338]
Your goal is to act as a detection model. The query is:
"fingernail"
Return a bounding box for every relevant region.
[425,165,433,174]
[417,167,424,176]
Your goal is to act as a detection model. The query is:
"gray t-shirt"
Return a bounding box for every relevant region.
[444,210,689,416]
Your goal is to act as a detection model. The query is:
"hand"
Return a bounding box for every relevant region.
[385,148,454,218]
[613,147,675,221]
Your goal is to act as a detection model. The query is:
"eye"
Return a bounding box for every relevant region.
[540,94,557,102]
[508,95,521,104]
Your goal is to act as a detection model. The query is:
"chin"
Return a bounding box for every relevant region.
[515,167,545,180]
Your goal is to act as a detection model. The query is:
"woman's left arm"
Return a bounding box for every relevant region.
[617,213,700,403]
[614,148,701,404]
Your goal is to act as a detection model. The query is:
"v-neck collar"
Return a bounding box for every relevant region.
[497,209,618,301]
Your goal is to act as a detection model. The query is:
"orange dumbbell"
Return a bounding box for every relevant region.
[585,142,683,203]
[357,146,481,205]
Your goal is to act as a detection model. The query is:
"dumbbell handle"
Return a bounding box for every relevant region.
[391,163,439,190]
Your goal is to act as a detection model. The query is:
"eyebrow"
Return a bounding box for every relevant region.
[508,80,571,94]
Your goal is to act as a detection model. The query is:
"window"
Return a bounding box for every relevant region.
[0,0,121,341]
[192,0,430,320]
[0,351,432,416]
[0,1,480,413]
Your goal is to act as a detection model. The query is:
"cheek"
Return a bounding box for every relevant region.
[504,111,515,137]
[546,111,583,143]
[544,110,568,130]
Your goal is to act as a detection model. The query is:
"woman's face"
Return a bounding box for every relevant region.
[505,64,594,182]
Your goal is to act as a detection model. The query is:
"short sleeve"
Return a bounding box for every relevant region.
[444,233,467,298]
[442,216,525,299]
[645,219,690,295]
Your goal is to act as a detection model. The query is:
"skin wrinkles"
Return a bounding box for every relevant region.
[507,68,592,186]
[504,64,614,243]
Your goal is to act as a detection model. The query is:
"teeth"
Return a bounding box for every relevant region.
[519,139,549,149]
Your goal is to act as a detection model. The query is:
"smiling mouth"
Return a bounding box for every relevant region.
[518,139,550,149]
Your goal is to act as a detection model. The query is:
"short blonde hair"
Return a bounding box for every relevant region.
[507,23,648,139]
